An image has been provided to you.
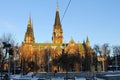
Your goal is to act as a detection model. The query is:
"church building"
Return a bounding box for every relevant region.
[20,5,94,72]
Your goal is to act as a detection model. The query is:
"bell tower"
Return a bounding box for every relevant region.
[52,5,63,44]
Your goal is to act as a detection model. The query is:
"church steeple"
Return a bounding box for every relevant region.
[28,16,31,26]
[54,4,61,26]
[86,36,90,47]
[24,16,35,44]
[52,4,63,44]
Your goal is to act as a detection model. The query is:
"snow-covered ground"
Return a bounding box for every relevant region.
[50,77,105,80]
[51,77,64,80]
[9,72,106,80]
[105,74,120,76]
[95,78,105,80]
[10,74,39,80]
[10,75,105,80]
[50,77,86,80]
[4,71,120,80]
[75,77,86,80]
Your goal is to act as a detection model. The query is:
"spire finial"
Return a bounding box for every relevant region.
[56,0,59,11]
[57,0,58,4]
[28,13,31,25]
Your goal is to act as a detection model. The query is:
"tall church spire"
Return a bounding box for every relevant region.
[28,16,31,26]
[54,4,61,26]
[52,4,63,44]
[24,16,35,44]
[86,36,90,47]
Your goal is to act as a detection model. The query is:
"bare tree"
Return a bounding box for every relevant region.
[102,43,110,57]
[0,33,17,78]
[102,43,111,71]
[113,46,120,55]
[93,44,111,71]
[113,46,120,70]
[0,33,15,45]
[94,44,110,57]
[93,44,101,56]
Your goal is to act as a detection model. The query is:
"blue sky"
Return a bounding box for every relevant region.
[0,0,120,47]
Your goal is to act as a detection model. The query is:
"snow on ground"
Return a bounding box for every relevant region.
[105,74,120,76]
[10,74,38,80]
[51,77,105,80]
[95,78,105,80]
[10,74,106,80]
[10,75,21,79]
[75,77,86,80]
[51,77,64,80]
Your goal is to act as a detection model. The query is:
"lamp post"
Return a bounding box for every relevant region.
[115,55,118,71]
[8,47,13,78]
[14,46,18,75]
[14,57,16,75]
[113,47,118,71]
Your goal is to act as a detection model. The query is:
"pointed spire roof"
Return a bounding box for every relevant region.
[24,15,35,43]
[28,15,31,26]
[54,4,61,26]
[69,37,75,44]
[56,2,59,12]
[86,36,89,43]
[86,36,90,47]
[83,40,86,45]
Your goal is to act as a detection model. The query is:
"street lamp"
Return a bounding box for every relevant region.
[113,47,118,71]
[115,55,118,71]
[14,46,19,75]
[8,47,13,76]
